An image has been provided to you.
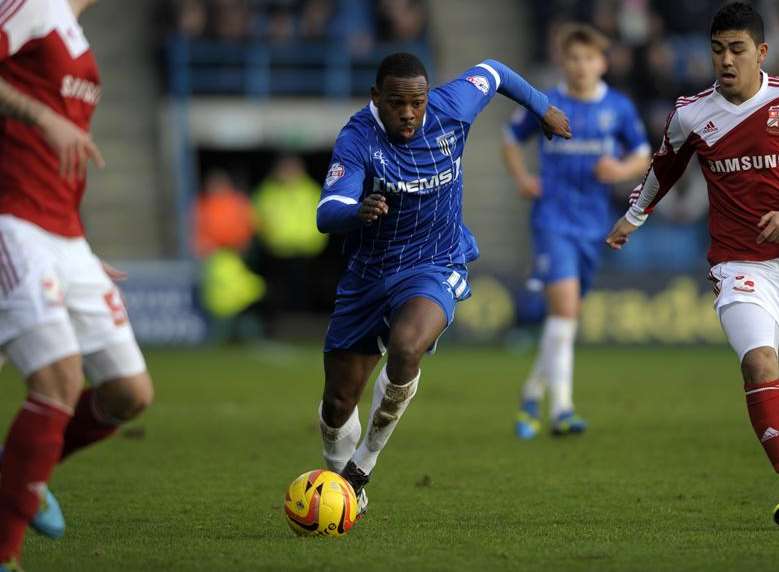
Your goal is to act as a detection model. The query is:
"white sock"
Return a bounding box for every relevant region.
[319,402,361,473]
[539,316,577,418]
[351,365,419,475]
[522,355,546,402]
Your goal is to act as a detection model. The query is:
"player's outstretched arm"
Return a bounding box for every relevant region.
[608,106,696,250]
[0,77,105,183]
[605,216,639,250]
[479,59,571,139]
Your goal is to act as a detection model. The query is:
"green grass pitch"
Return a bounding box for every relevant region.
[1,344,778,571]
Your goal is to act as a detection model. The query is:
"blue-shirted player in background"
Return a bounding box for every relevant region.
[316,52,571,516]
[503,24,650,439]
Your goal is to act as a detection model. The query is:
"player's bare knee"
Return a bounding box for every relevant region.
[389,337,424,362]
[96,372,154,421]
[127,373,155,415]
[741,347,779,385]
[386,341,424,383]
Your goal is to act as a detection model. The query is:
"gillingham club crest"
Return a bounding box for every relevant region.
[767,105,779,135]
[436,131,457,157]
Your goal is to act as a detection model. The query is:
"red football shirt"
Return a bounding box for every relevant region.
[0,0,100,237]
[627,73,779,266]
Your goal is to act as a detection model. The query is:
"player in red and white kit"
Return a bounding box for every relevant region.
[607,2,779,522]
[0,0,154,567]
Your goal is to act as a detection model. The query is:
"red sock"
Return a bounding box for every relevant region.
[60,389,119,462]
[0,395,71,562]
[745,379,779,472]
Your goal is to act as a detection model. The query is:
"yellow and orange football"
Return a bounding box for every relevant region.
[284,469,358,537]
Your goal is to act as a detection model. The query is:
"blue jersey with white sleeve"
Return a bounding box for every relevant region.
[506,82,649,240]
[318,60,549,280]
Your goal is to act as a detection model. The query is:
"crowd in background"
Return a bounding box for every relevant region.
[159,0,432,97]
[163,0,428,50]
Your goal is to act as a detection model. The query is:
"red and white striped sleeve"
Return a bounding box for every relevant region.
[0,0,44,61]
[625,100,698,227]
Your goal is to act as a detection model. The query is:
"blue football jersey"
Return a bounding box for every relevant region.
[319,65,507,280]
[506,82,649,239]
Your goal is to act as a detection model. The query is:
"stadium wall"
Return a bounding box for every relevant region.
[79,1,170,259]
[428,0,536,278]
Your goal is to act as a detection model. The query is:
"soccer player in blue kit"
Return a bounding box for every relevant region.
[503,24,651,439]
[316,53,571,515]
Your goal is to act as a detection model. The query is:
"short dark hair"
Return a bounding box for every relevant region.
[375,53,428,89]
[711,2,764,44]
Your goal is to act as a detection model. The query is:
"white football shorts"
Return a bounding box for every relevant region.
[710,259,779,362]
[0,214,146,380]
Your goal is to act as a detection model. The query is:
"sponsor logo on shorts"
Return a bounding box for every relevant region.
[325,162,345,187]
[465,75,490,95]
[733,274,756,293]
[41,276,64,306]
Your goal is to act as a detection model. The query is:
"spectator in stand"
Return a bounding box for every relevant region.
[300,0,335,40]
[263,2,297,44]
[251,155,327,318]
[211,0,252,41]
[375,0,428,42]
[175,0,207,38]
[193,170,254,258]
[166,0,254,41]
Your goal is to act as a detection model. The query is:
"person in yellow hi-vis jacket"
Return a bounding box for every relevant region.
[252,155,329,323]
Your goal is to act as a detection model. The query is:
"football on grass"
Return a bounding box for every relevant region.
[284,469,358,537]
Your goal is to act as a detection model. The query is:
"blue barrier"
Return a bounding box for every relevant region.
[165,35,434,98]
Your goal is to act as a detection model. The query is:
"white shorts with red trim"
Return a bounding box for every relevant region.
[0,214,145,378]
[710,259,779,361]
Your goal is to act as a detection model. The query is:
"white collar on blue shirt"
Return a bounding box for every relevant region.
[557,81,608,102]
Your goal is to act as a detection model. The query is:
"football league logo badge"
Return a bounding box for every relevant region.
[465,75,490,95]
[436,131,457,157]
[767,106,779,135]
[325,162,345,187]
